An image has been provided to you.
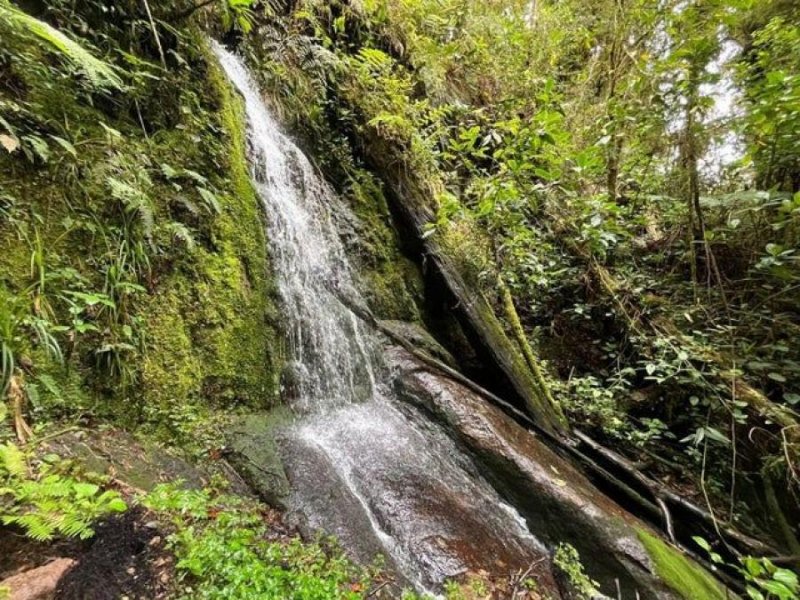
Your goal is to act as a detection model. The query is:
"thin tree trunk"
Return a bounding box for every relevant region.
[9,373,32,444]
[684,73,706,299]
[497,276,566,423]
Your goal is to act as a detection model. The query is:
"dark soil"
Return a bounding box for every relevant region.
[55,507,175,600]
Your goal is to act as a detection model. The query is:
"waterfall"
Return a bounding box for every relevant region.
[212,42,546,593]
[212,41,378,414]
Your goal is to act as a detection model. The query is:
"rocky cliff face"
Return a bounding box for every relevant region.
[1,22,282,441]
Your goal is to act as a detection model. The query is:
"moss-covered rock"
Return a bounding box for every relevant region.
[637,529,729,600]
[1,22,282,443]
[340,170,426,321]
[138,46,282,423]
[224,409,293,509]
[379,319,457,366]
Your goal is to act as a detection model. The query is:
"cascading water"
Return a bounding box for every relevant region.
[213,42,548,593]
[211,42,378,414]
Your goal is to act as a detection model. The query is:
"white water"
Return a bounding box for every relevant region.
[212,42,545,592]
[212,41,378,414]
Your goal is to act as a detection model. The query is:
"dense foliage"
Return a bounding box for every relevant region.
[0,442,126,540]
[1,0,799,596]
[230,0,800,555]
[144,483,377,599]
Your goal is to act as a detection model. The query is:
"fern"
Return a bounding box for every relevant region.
[0,444,27,478]
[357,47,393,72]
[108,176,156,242]
[197,187,222,215]
[0,0,123,90]
[165,222,196,251]
[0,442,127,542]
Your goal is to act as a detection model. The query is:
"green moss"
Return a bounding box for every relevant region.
[343,171,425,320]
[637,528,728,600]
[1,26,283,443]
[138,43,283,426]
[140,283,202,410]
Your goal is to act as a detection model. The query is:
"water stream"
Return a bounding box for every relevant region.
[213,43,548,593]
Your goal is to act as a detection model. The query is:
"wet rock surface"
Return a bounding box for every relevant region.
[390,346,685,599]
[277,398,560,595]
[379,320,457,367]
[42,429,248,495]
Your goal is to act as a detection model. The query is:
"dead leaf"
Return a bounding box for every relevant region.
[0,134,19,153]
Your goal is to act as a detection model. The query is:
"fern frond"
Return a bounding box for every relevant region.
[0,443,27,478]
[59,513,92,538]
[357,47,393,72]
[165,222,196,251]
[0,1,123,90]
[197,187,222,215]
[8,513,55,541]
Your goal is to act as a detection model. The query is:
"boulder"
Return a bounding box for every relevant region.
[224,409,293,509]
[378,319,457,367]
[40,429,209,491]
[0,558,75,600]
[391,347,730,600]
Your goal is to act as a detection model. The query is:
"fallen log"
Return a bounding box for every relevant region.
[359,132,568,436]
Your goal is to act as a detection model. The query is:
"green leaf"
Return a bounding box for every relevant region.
[692,536,711,552]
[703,426,730,445]
[73,483,100,498]
[160,163,180,179]
[107,498,127,512]
[49,135,77,158]
[759,580,794,599]
[773,568,798,590]
[742,557,766,578]
[785,393,800,405]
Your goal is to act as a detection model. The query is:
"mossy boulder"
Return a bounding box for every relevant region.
[42,429,208,492]
[224,409,293,509]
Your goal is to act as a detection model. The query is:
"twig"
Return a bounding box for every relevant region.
[134,98,149,140]
[511,557,546,599]
[656,496,676,543]
[142,0,166,68]
[573,429,774,556]
[366,580,391,598]
[24,425,81,448]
